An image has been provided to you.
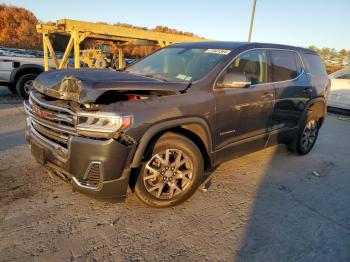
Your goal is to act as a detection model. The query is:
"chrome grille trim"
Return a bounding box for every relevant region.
[27,118,68,161]
[31,120,69,144]
[29,90,76,115]
[25,91,77,149]
[29,99,75,125]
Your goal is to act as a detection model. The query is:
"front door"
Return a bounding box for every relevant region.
[214,49,274,157]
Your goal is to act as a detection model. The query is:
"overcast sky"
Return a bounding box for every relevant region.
[3,0,349,50]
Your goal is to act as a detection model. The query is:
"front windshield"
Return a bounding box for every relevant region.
[125,47,231,82]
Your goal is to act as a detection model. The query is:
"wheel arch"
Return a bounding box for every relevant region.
[304,97,327,127]
[10,64,44,85]
[130,117,213,170]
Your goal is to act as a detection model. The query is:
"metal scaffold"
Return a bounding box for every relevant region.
[36,19,208,71]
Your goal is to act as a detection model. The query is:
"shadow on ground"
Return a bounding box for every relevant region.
[235,116,350,261]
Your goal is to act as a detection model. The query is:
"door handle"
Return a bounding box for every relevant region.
[303,87,313,94]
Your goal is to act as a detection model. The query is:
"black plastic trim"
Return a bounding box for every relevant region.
[130,117,212,168]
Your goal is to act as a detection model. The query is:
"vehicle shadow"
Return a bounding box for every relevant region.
[0,87,22,104]
[233,117,350,261]
[0,129,26,151]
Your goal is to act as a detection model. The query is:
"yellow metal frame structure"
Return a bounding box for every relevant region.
[37,19,208,71]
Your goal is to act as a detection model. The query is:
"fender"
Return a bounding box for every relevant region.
[10,64,44,84]
[303,97,327,124]
[130,117,213,168]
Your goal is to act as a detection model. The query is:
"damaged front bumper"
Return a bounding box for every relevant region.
[25,117,136,201]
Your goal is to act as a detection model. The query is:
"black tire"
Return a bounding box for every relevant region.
[15,74,37,100]
[7,84,18,95]
[95,58,108,69]
[134,132,204,208]
[287,111,319,155]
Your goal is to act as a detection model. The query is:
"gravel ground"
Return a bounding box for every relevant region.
[0,87,349,262]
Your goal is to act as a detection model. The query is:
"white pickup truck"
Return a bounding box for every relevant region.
[0,56,49,99]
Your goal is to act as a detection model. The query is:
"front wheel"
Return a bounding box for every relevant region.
[7,84,18,95]
[16,74,37,100]
[134,133,204,207]
[287,115,319,155]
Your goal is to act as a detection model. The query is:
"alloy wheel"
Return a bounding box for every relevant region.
[24,80,34,95]
[143,149,193,200]
[300,120,318,151]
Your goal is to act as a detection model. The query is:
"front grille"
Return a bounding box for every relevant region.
[24,91,77,149]
[76,161,102,188]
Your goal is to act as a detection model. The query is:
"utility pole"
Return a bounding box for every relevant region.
[248,0,257,42]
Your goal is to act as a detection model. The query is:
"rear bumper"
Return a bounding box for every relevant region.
[26,117,136,201]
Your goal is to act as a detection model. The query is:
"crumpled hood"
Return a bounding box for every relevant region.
[33,69,190,104]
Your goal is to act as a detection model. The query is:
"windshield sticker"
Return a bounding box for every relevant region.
[176,74,188,80]
[205,49,231,55]
[176,74,193,81]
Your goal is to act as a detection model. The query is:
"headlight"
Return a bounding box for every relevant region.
[76,112,132,138]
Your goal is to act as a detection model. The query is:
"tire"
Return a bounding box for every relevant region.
[95,58,108,68]
[287,111,319,155]
[16,74,37,100]
[134,132,204,208]
[7,84,18,95]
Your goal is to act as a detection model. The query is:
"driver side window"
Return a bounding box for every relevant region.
[226,49,268,86]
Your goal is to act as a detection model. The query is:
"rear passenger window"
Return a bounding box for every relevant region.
[271,50,301,82]
[303,53,327,77]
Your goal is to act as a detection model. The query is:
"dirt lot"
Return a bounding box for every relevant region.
[0,87,349,262]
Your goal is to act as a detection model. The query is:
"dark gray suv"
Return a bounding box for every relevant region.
[24,42,330,207]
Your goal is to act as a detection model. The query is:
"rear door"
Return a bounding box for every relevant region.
[270,49,310,130]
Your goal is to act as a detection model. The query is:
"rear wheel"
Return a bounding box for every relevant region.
[287,113,319,155]
[134,133,204,207]
[16,74,37,100]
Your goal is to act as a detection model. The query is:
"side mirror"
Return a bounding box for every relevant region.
[216,72,251,89]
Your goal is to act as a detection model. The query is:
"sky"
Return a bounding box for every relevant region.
[2,0,349,50]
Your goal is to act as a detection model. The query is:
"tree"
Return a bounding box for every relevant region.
[0,4,42,49]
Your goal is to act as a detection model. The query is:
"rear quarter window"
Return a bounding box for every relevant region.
[270,50,302,82]
[303,53,327,77]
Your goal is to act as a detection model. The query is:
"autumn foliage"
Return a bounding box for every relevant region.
[0,4,42,49]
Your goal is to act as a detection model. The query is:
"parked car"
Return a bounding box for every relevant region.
[24,42,330,207]
[328,67,350,110]
[0,56,45,99]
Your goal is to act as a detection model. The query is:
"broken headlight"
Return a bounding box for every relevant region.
[76,112,132,138]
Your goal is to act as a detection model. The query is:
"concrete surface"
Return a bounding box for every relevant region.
[0,87,349,261]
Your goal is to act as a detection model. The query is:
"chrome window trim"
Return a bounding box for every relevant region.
[213,47,306,90]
